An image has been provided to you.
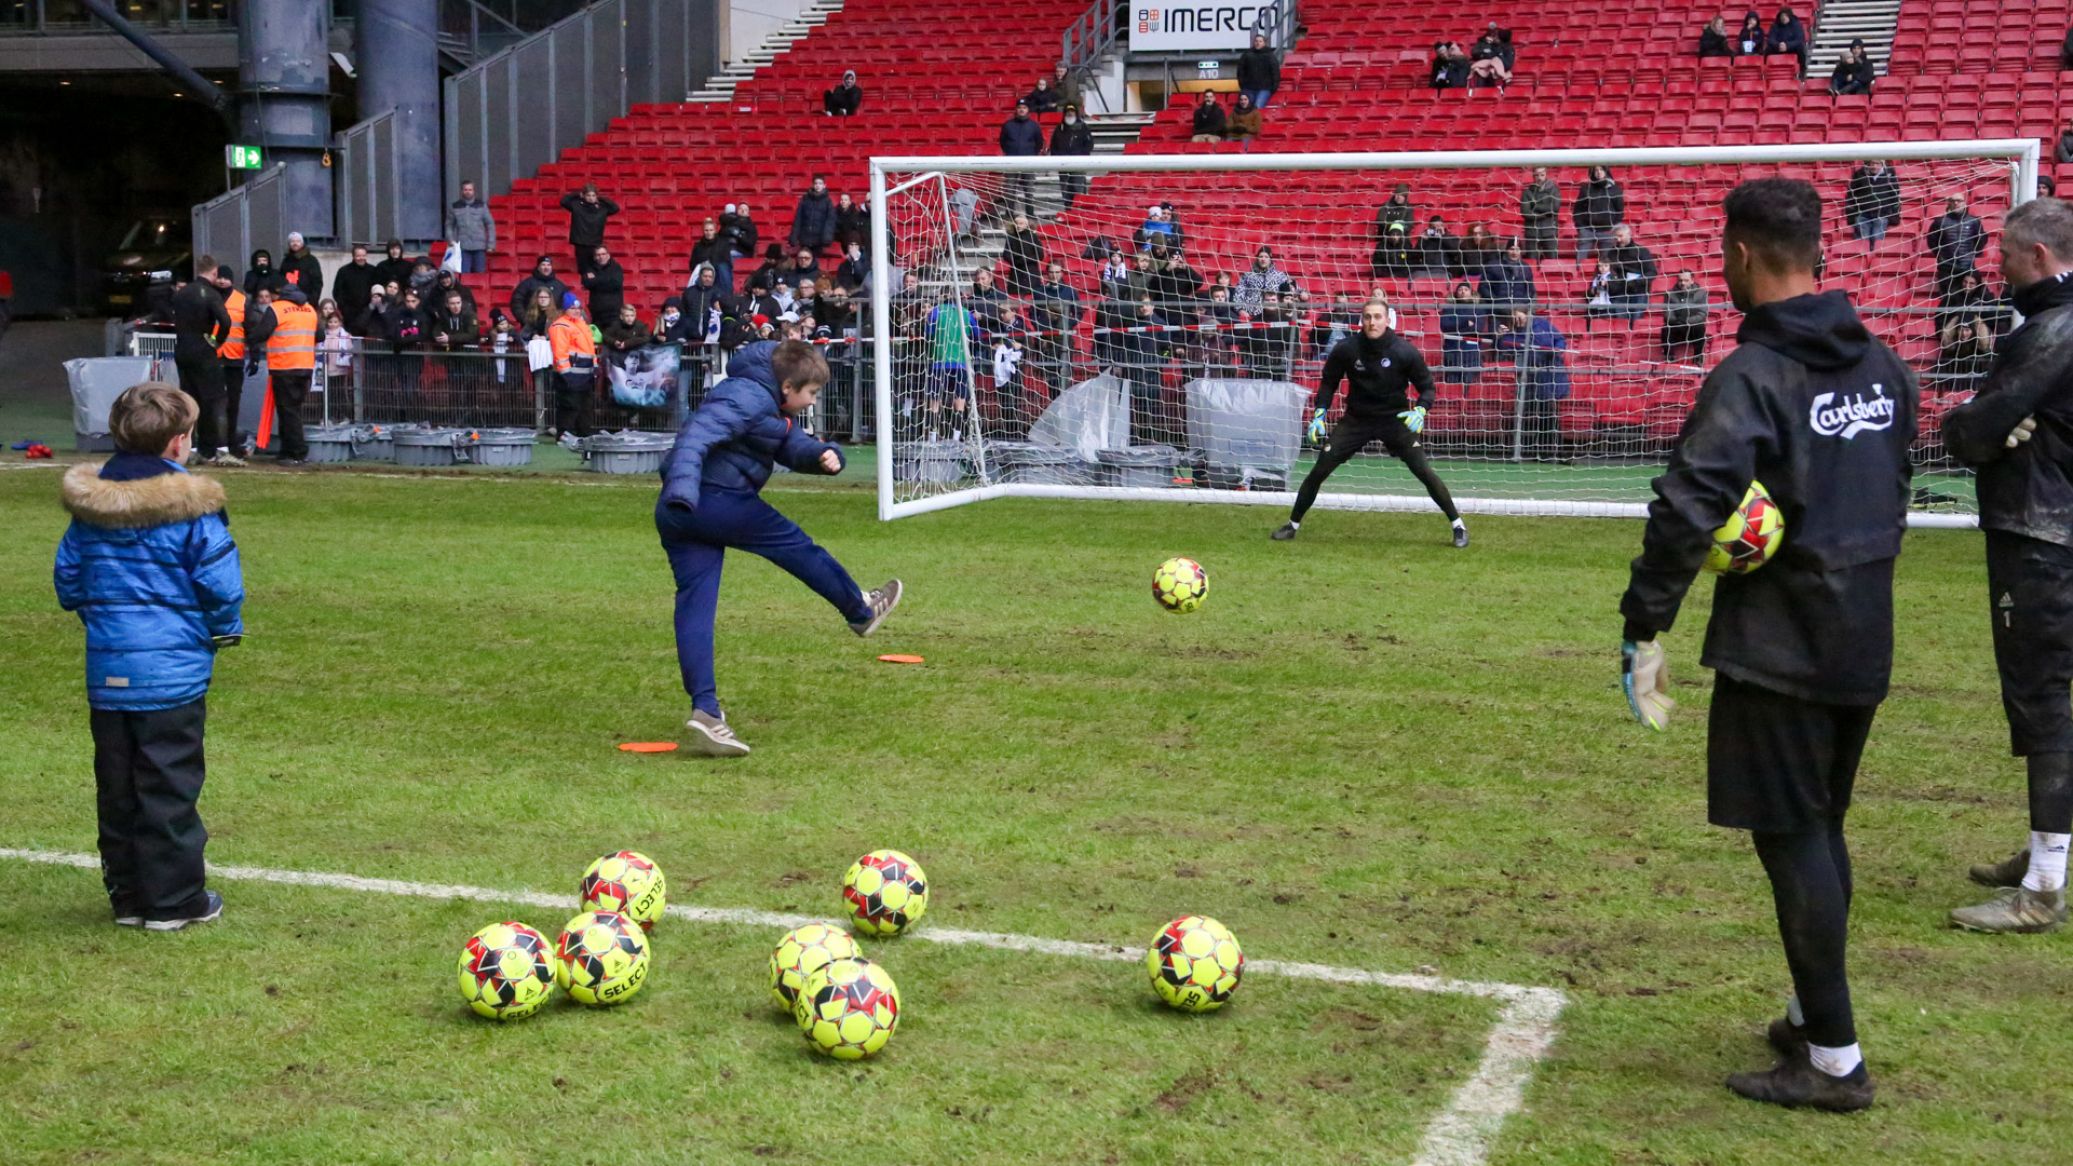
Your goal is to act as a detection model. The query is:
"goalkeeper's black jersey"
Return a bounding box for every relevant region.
[1314,332,1435,419]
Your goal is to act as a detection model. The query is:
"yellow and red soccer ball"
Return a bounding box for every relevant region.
[579,850,667,930]
[769,923,864,1010]
[792,956,902,1059]
[554,910,651,1007]
[1152,557,1208,614]
[1705,480,1786,575]
[842,849,929,937]
[457,921,558,1021]
[1147,915,1245,1012]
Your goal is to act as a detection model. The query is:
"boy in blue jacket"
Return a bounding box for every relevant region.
[54,382,244,930]
[656,340,900,756]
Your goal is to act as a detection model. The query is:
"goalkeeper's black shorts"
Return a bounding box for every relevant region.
[1707,674,1877,833]
[1986,530,2073,756]
[1327,414,1420,460]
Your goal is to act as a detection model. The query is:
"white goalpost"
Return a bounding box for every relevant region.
[868,140,2040,526]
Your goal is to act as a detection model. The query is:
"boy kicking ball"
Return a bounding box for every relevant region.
[655,339,900,757]
[55,382,245,931]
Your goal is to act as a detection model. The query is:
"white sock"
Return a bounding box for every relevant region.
[1807,1042,1863,1078]
[1287,520,1300,529]
[2024,831,2070,893]
[1785,995,1806,1027]
[1452,518,1467,529]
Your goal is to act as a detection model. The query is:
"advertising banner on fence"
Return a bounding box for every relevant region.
[1132,1,1275,51]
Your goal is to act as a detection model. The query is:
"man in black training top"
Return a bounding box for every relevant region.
[1940,195,2073,935]
[1271,297,1467,547]
[1619,178,1917,1112]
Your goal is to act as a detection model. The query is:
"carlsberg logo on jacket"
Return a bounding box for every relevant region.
[1810,384,1896,440]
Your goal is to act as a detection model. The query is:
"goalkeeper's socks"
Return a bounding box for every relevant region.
[1451,518,1466,532]
[1287,520,1300,530]
[1807,1042,1863,1079]
[2023,831,2070,892]
[1786,994,1806,1027]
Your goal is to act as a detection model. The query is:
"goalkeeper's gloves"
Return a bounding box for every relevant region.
[1306,408,1328,445]
[1620,639,1674,732]
[1398,405,1427,435]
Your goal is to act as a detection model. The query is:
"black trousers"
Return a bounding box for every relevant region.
[1523,220,1558,260]
[270,370,312,459]
[220,360,248,451]
[91,698,210,922]
[1291,414,1460,523]
[555,370,597,437]
[574,244,603,277]
[175,353,228,453]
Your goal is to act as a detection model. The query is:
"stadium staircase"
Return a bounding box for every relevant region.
[463,0,1093,315]
[1808,0,1904,75]
[688,0,848,105]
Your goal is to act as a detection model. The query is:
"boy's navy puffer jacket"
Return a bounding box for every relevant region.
[658,341,845,510]
[54,455,244,711]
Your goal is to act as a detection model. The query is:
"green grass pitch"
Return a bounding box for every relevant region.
[0,461,2060,1165]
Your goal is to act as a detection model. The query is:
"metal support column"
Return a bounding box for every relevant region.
[239,0,335,237]
[357,0,443,242]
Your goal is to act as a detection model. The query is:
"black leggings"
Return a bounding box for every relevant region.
[1291,415,1459,523]
[1752,827,1856,1049]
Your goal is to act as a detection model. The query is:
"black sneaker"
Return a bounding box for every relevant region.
[1726,1057,1874,1112]
[277,457,307,467]
[1452,523,1470,549]
[144,889,223,932]
[1270,523,1299,541]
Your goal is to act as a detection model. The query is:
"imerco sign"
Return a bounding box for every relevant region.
[1134,2,1274,51]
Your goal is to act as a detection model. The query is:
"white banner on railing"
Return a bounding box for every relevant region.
[1132,1,1275,51]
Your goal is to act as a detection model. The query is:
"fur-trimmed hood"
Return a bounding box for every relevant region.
[62,462,226,529]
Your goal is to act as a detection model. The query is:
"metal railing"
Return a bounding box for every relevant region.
[333,110,403,249]
[1062,0,1296,70]
[443,0,715,204]
[191,162,288,280]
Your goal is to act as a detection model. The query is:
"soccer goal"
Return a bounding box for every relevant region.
[867,140,2039,526]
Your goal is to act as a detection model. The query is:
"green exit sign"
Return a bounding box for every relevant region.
[225,145,264,170]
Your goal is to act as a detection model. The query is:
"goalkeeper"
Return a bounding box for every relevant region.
[1271,297,1467,547]
[1619,179,1916,1112]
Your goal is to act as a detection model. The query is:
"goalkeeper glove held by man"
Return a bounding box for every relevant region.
[1621,639,1673,731]
[1306,408,1328,446]
[1398,405,1427,435]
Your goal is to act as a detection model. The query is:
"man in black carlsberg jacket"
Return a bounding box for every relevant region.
[1619,178,1917,1113]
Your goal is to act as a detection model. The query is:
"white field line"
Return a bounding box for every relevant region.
[0,847,1564,1165]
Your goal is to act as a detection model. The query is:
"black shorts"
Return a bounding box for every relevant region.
[1329,414,1419,459]
[1985,530,2073,756]
[1707,674,1877,833]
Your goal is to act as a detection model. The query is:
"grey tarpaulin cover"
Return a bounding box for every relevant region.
[65,357,157,439]
[1025,373,1129,463]
[1185,378,1308,481]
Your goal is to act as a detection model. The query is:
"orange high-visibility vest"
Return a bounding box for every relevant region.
[267,300,319,371]
[549,313,596,374]
[217,288,248,360]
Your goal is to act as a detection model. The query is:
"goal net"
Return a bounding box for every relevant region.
[867,142,2038,524]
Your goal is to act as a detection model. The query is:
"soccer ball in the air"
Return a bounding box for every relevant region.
[769,923,864,1010]
[1152,557,1208,613]
[792,956,902,1059]
[580,850,667,930]
[554,910,651,1006]
[1147,915,1245,1012]
[1705,480,1786,575]
[843,849,929,937]
[457,921,557,1021]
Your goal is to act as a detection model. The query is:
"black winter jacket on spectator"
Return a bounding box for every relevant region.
[1844,164,1901,228]
[824,81,862,116]
[1236,45,1280,93]
[1023,84,1060,113]
[1829,56,1874,94]
[243,251,285,297]
[385,303,428,352]
[1479,255,1536,309]
[1699,26,1732,56]
[559,192,620,247]
[834,203,867,250]
[834,252,869,292]
[1607,241,1659,298]
[331,260,381,329]
[584,260,626,321]
[374,251,416,291]
[434,307,480,350]
[1520,180,1558,229]
[601,316,652,353]
[1192,102,1227,137]
[720,210,759,257]
[279,248,323,297]
[433,272,477,314]
[1943,273,2073,547]
[1573,176,1626,231]
[1051,117,1094,156]
[1313,331,1436,419]
[509,272,571,321]
[999,113,1045,156]
[790,191,837,250]
[1621,291,1917,705]
[689,236,731,275]
[1929,210,1986,273]
[1767,14,1806,59]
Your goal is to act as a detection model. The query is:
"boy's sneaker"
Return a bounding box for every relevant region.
[848,580,903,637]
[113,908,143,928]
[144,890,223,932]
[1726,1058,1875,1112]
[1270,522,1299,541]
[1948,885,2068,933]
[1968,847,2029,888]
[209,450,247,468]
[686,709,751,757]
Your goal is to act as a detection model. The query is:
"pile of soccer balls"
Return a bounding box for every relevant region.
[460,846,1247,1059]
[457,850,665,1020]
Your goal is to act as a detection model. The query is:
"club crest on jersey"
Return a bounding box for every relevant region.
[1810,384,1895,440]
